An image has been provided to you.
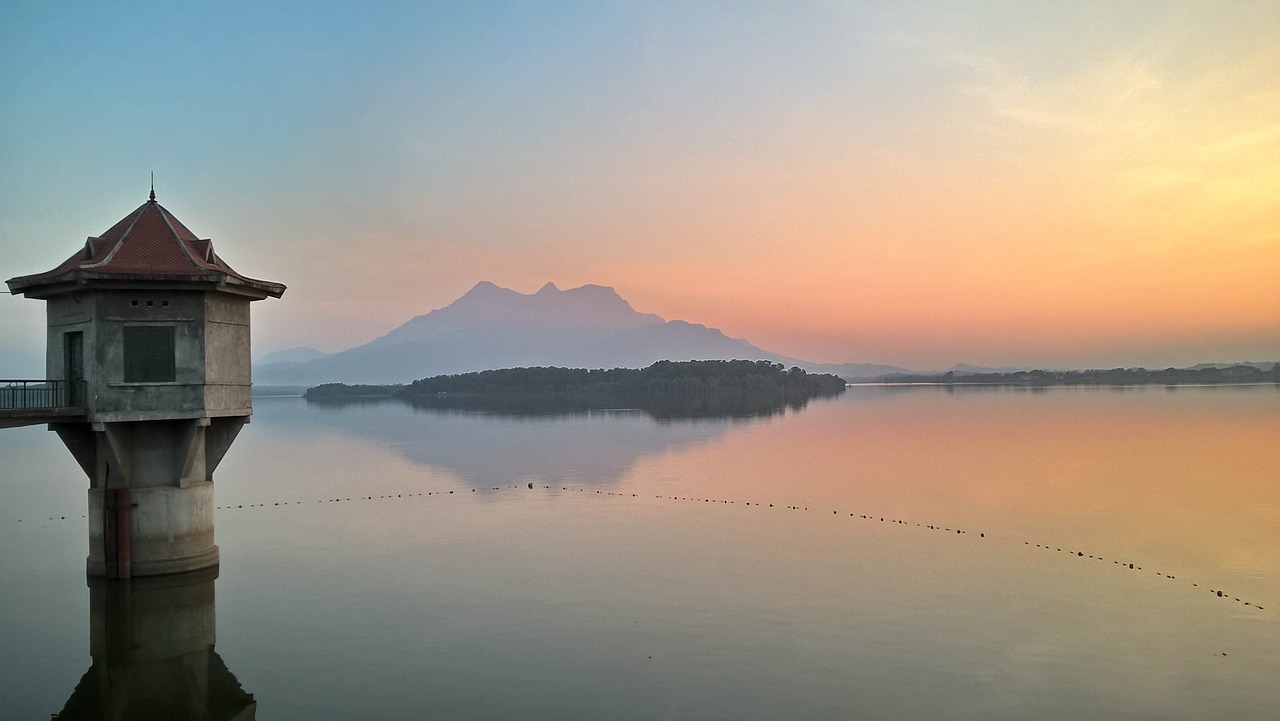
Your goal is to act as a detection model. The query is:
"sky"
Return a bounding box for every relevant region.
[1,1,1277,372]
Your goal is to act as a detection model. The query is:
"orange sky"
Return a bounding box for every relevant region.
[2,3,1277,370]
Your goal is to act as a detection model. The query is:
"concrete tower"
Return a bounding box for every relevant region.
[6,191,284,578]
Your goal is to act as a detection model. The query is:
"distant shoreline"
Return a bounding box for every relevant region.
[863,364,1278,387]
[259,363,1280,395]
[848,381,1278,388]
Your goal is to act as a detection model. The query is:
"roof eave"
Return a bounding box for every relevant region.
[7,270,285,300]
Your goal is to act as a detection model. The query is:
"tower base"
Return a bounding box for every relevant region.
[87,482,220,578]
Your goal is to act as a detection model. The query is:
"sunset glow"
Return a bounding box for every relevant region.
[2,2,1276,370]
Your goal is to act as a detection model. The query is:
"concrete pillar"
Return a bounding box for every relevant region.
[54,416,246,578]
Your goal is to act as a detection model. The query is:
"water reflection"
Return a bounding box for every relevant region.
[303,390,834,423]
[53,569,255,721]
[396,390,828,420]
[250,396,822,488]
[5,386,1276,719]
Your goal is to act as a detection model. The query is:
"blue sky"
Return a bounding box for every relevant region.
[3,1,1277,373]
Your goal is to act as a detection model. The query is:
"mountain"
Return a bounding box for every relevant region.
[797,361,922,380]
[253,281,911,385]
[1186,361,1276,372]
[948,363,1032,375]
[255,346,329,365]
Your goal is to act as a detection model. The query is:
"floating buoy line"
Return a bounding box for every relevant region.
[7,482,1268,614]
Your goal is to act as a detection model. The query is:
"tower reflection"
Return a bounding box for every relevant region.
[53,568,255,720]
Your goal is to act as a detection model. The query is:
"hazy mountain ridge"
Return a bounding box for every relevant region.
[367,282,665,349]
[255,346,329,365]
[253,281,909,385]
[1186,361,1276,371]
[947,363,1032,375]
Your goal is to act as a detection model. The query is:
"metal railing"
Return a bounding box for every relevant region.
[0,380,86,409]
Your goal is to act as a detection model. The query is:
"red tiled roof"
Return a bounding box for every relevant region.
[7,198,285,298]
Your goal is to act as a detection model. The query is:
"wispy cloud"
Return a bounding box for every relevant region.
[925,19,1280,233]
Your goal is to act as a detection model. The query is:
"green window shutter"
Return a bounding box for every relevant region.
[124,326,176,382]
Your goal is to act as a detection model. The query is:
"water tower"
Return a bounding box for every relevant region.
[5,190,284,578]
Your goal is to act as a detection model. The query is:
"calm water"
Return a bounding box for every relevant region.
[2,385,1277,719]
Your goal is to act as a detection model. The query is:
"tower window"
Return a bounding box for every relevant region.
[123,326,175,382]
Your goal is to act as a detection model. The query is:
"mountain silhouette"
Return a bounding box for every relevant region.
[254,282,909,385]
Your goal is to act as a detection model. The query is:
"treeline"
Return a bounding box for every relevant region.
[305,360,847,419]
[874,364,1279,386]
[304,383,397,399]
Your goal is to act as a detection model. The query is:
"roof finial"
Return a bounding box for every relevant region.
[149,171,156,202]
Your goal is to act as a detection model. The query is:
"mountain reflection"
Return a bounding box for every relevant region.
[307,401,737,487]
[250,394,818,488]
[53,569,254,721]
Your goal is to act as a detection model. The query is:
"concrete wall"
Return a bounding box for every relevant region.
[46,289,255,422]
[203,293,252,415]
[87,482,218,577]
[91,290,204,421]
[46,294,96,383]
[92,419,205,489]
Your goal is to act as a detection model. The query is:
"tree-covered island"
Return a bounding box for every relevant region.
[304,360,847,419]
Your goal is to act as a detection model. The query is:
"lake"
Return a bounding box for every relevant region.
[2,384,1278,719]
